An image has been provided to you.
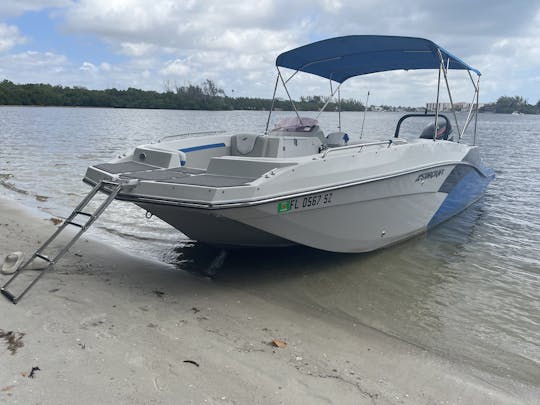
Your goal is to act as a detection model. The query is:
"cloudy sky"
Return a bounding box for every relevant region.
[0,0,539,106]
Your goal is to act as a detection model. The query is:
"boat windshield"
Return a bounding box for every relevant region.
[272,117,319,132]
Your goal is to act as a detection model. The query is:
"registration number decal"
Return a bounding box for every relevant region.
[277,192,333,214]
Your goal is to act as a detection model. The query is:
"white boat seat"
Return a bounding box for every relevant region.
[231,134,268,156]
[231,134,258,155]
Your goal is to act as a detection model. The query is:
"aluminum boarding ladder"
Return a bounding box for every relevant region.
[1,179,128,304]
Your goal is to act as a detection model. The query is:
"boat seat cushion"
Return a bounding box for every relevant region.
[231,134,258,155]
[231,134,271,157]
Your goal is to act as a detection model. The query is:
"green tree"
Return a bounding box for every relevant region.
[495,95,535,114]
[0,79,368,112]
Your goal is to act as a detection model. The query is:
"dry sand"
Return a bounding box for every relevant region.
[0,196,536,404]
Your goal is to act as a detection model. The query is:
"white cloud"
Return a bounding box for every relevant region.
[0,51,68,82]
[53,0,540,102]
[321,0,343,13]
[0,23,26,52]
[99,62,111,71]
[79,61,97,71]
[0,0,539,104]
[119,42,158,57]
[160,59,191,77]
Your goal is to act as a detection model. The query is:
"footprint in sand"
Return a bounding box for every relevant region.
[79,313,115,339]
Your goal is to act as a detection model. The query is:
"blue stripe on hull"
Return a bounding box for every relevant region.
[428,167,494,228]
[179,143,226,153]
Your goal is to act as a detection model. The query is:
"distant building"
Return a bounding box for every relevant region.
[426,102,485,111]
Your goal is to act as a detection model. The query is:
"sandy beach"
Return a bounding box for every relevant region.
[0,195,536,404]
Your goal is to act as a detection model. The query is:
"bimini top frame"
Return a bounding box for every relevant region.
[265,35,482,144]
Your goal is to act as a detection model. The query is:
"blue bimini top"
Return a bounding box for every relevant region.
[275,35,480,83]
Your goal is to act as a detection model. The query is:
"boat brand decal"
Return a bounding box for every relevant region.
[277,192,334,214]
[415,168,445,183]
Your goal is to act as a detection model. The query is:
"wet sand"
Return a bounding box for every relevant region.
[0,196,535,404]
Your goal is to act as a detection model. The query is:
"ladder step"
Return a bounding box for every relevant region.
[75,211,93,217]
[35,253,53,263]
[65,220,84,228]
[101,180,120,186]
[0,288,17,304]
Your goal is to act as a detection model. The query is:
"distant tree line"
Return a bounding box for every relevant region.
[0,79,366,112]
[480,96,540,114]
[2,79,536,114]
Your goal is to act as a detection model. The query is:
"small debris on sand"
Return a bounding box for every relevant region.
[28,366,41,378]
[153,290,165,298]
[191,307,200,313]
[0,385,15,392]
[183,360,200,367]
[270,339,287,348]
[0,329,25,355]
[34,195,49,202]
[50,217,63,226]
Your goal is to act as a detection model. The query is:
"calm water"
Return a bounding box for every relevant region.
[1,107,539,386]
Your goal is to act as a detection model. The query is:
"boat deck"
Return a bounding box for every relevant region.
[92,162,257,188]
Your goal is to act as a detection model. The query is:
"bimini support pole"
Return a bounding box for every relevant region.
[434,62,442,141]
[473,75,481,146]
[277,67,303,125]
[329,79,342,131]
[315,82,342,121]
[264,73,280,134]
[360,91,370,139]
[338,87,341,131]
[437,49,461,141]
[459,70,481,142]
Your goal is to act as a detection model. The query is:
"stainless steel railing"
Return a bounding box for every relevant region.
[321,139,404,158]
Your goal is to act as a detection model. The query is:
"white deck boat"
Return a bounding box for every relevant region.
[83,35,494,253]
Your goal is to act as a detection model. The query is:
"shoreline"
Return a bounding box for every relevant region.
[0,196,536,404]
[0,105,524,114]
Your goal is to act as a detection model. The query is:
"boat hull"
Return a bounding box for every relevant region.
[137,202,296,248]
[135,161,493,252]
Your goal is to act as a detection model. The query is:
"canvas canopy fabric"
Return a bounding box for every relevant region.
[276,35,481,83]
